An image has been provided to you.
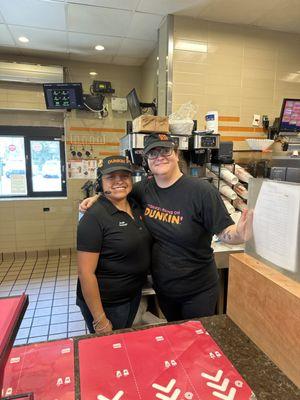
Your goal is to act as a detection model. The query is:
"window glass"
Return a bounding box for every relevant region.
[30,140,62,192]
[0,136,27,196]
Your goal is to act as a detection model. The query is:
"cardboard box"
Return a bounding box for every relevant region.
[133,115,169,133]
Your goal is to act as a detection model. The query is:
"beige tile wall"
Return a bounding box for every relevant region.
[140,46,158,103]
[173,17,300,149]
[0,55,142,252]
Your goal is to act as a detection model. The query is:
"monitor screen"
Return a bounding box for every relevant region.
[279,98,300,135]
[43,83,84,110]
[126,88,142,120]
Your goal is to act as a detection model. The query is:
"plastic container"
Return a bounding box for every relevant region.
[205,111,218,133]
[169,119,194,135]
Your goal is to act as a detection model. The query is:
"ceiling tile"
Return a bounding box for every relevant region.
[253,0,300,34]
[137,0,207,15]
[9,26,68,52]
[67,3,133,36]
[68,32,122,55]
[0,24,15,46]
[0,0,66,30]
[117,38,156,58]
[127,12,163,41]
[112,55,145,66]
[67,0,140,10]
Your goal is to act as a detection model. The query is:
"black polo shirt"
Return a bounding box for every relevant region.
[76,197,152,305]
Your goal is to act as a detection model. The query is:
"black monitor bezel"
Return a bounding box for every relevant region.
[278,98,300,134]
[43,82,84,110]
[126,88,142,120]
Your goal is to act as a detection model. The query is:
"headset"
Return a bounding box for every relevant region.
[142,156,149,172]
[94,168,104,194]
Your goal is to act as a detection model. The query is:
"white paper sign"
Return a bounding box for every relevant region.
[253,181,300,272]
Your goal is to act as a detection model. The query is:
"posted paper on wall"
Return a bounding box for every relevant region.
[253,181,300,272]
[67,159,97,179]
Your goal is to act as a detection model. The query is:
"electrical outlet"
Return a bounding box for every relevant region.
[252,114,261,126]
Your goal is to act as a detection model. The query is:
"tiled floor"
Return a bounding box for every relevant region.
[0,248,88,345]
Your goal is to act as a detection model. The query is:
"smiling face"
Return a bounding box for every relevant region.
[146,146,180,178]
[102,171,132,200]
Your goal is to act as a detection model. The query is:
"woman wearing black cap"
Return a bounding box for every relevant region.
[80,135,252,323]
[76,155,152,333]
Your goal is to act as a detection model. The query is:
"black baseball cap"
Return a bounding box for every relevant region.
[144,133,175,154]
[98,155,132,175]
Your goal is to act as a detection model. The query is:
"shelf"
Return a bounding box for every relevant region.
[0,107,65,113]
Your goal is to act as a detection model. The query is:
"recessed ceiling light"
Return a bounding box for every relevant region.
[89,71,98,76]
[18,36,29,43]
[95,45,105,51]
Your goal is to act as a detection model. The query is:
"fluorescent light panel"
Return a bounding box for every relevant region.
[175,40,207,53]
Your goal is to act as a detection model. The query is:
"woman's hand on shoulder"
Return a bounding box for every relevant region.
[79,194,100,212]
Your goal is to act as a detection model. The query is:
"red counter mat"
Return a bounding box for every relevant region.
[2,339,75,400]
[0,295,28,358]
[78,321,256,400]
[0,294,28,397]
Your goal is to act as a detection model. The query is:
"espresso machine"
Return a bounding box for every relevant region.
[119,124,225,180]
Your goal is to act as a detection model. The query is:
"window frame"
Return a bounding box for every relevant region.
[0,126,67,199]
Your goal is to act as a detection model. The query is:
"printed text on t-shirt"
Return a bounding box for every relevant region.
[144,204,183,224]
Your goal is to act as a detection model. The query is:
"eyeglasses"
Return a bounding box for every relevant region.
[145,147,173,160]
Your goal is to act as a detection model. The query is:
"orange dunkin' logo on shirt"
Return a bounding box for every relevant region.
[144,205,183,225]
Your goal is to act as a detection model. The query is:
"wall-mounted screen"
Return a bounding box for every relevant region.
[279,98,300,135]
[43,83,84,110]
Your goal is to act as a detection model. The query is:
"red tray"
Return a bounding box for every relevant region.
[78,321,256,400]
[2,339,75,400]
[0,294,28,397]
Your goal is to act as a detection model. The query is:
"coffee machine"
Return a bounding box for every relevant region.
[119,124,227,179]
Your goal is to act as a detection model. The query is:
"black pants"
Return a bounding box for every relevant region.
[77,291,141,333]
[156,282,219,322]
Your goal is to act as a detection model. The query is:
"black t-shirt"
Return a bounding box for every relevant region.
[76,197,152,305]
[131,175,234,298]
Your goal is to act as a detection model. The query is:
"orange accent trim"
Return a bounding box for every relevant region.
[69,127,125,133]
[98,151,119,156]
[220,135,266,142]
[219,116,240,122]
[66,141,119,146]
[219,126,265,133]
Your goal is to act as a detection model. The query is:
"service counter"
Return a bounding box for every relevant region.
[2,315,300,399]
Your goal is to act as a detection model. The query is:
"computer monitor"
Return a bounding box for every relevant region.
[126,88,142,120]
[43,83,84,110]
[278,98,300,136]
[126,88,157,120]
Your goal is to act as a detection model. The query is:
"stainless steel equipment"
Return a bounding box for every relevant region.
[120,127,223,178]
[269,155,300,183]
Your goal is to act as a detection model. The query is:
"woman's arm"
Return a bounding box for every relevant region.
[79,194,99,212]
[77,250,112,333]
[217,209,253,245]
